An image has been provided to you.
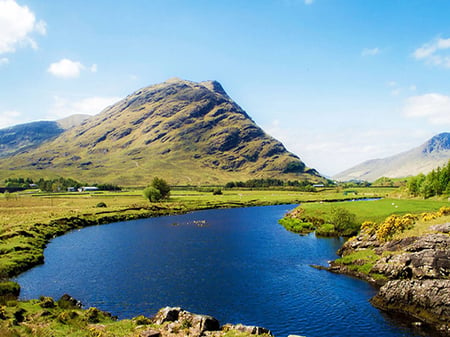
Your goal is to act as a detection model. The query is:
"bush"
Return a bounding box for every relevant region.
[143,186,162,202]
[376,214,416,241]
[329,207,359,236]
[39,296,55,308]
[212,188,223,195]
[315,223,337,237]
[279,217,315,233]
[96,202,107,208]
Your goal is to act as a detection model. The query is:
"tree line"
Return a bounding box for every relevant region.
[4,177,121,192]
[407,160,450,198]
[225,178,331,190]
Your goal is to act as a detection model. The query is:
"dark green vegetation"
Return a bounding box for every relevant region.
[0,79,322,186]
[143,177,171,202]
[407,159,450,198]
[4,177,121,192]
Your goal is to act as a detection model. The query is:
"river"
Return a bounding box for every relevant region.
[16,205,426,337]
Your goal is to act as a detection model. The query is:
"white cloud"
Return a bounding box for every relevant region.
[0,0,46,54]
[47,95,122,119]
[48,59,85,78]
[48,59,98,78]
[0,57,8,65]
[413,37,450,68]
[304,0,314,4]
[403,93,450,125]
[0,110,22,129]
[361,47,380,56]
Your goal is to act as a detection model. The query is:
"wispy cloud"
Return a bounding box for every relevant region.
[47,58,97,79]
[0,57,8,65]
[413,37,450,68]
[0,0,46,55]
[403,93,450,125]
[361,47,380,56]
[47,95,122,119]
[0,110,22,129]
[304,0,314,5]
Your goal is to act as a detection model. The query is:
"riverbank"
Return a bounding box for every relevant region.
[0,294,273,337]
[326,208,450,336]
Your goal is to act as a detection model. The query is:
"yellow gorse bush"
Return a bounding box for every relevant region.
[375,214,417,242]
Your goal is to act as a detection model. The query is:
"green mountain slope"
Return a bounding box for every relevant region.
[0,79,321,186]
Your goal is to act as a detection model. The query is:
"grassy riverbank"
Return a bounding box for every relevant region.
[279,197,449,236]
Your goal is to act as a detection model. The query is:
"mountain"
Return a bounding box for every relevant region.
[0,115,90,158]
[333,132,450,182]
[0,79,321,186]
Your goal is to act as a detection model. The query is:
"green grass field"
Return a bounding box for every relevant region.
[298,198,449,224]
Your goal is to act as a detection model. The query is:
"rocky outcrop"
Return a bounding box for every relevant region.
[371,280,450,334]
[329,223,450,335]
[153,307,272,337]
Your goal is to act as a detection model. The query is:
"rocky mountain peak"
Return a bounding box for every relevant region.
[422,132,450,154]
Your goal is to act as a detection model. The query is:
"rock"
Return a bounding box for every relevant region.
[371,279,450,333]
[140,329,161,337]
[330,224,450,334]
[430,223,450,233]
[153,307,182,324]
[58,294,82,309]
[153,307,221,335]
[223,323,272,335]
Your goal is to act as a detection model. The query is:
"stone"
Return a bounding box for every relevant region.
[140,329,161,337]
[153,307,182,324]
[371,279,450,332]
[223,323,272,335]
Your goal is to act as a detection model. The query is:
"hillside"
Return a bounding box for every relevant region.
[0,79,321,186]
[333,132,450,182]
[0,115,90,159]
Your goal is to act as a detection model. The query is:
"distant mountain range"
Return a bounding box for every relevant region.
[333,132,450,182]
[0,79,322,186]
[0,114,89,158]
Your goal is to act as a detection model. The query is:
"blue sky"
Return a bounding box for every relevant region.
[1,0,450,176]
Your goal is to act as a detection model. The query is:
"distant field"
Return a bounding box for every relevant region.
[298,198,450,224]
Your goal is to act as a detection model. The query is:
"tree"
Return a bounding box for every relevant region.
[151,177,170,199]
[143,186,162,202]
[143,177,171,202]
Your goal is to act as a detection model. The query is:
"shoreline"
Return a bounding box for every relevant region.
[325,218,450,336]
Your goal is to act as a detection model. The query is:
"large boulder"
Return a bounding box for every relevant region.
[371,279,450,334]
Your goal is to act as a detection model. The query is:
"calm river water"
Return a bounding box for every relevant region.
[16,205,429,337]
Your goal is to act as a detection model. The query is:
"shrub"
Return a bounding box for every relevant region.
[96,202,107,208]
[360,221,378,236]
[315,223,337,237]
[133,315,152,325]
[438,206,450,216]
[39,296,55,308]
[212,188,223,195]
[376,214,416,241]
[85,307,101,323]
[143,186,162,202]
[421,212,438,222]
